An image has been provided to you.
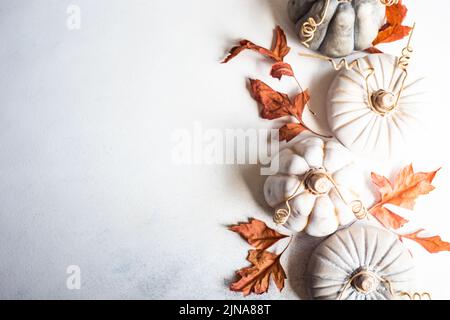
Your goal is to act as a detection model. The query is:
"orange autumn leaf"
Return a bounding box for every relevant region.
[222,26,290,63]
[402,230,450,254]
[279,123,306,142]
[270,62,294,80]
[369,165,440,230]
[372,0,412,45]
[386,0,408,24]
[230,249,286,296]
[373,25,412,45]
[229,219,288,250]
[249,79,292,120]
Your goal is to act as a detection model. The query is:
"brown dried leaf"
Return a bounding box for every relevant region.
[270,26,290,62]
[373,25,412,45]
[229,219,288,250]
[279,123,306,142]
[222,26,290,63]
[230,249,286,296]
[270,62,294,80]
[291,89,310,120]
[249,79,292,120]
[222,40,277,64]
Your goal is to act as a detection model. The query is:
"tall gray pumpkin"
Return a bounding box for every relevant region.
[288,0,386,57]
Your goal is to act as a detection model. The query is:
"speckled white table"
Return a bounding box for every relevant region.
[0,0,449,299]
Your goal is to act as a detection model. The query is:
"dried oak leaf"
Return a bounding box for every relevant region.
[402,230,450,254]
[249,79,292,120]
[370,164,440,230]
[222,26,290,63]
[230,249,286,296]
[229,219,288,250]
[270,62,294,80]
[372,0,412,45]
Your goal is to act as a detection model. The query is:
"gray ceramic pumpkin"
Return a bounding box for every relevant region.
[288,0,386,57]
[306,223,415,300]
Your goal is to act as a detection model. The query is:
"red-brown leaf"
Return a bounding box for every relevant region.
[270,62,294,80]
[222,26,290,63]
[222,40,277,63]
[270,26,290,62]
[373,25,412,45]
[386,0,408,25]
[229,219,288,250]
[279,123,306,142]
[230,249,286,296]
[290,90,310,120]
[249,79,292,120]
[402,230,450,254]
[369,165,440,230]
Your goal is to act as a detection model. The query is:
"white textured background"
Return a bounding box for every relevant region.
[0,0,449,299]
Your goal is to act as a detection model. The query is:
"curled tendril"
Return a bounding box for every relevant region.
[400,292,432,300]
[351,200,368,220]
[300,0,330,48]
[379,0,399,6]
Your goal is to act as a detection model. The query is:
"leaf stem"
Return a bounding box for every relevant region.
[279,236,294,256]
[291,75,332,138]
[293,75,316,116]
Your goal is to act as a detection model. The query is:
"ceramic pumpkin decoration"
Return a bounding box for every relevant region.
[327,53,425,158]
[264,136,371,237]
[288,0,386,57]
[307,223,415,300]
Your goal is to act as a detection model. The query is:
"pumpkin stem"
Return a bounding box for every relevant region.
[370,89,396,116]
[304,169,332,195]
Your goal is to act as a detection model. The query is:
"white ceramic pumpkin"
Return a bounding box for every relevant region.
[327,53,426,158]
[264,136,370,237]
[307,223,415,300]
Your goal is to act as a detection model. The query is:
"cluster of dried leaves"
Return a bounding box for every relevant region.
[229,219,289,296]
[222,26,321,142]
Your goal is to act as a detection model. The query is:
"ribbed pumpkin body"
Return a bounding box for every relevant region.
[327,54,426,158]
[264,136,370,237]
[288,0,386,57]
[307,223,415,300]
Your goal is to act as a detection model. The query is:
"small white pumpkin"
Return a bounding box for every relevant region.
[327,53,426,158]
[264,136,370,237]
[307,223,415,300]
